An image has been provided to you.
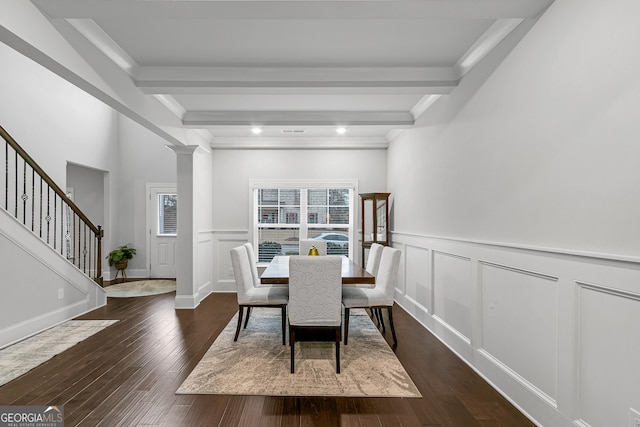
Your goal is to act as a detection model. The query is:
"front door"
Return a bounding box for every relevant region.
[148,184,177,278]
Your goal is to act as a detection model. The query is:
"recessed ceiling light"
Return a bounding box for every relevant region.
[336,127,347,135]
[251,127,262,135]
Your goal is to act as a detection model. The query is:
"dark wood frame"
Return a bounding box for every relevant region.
[289,324,341,374]
[360,192,391,263]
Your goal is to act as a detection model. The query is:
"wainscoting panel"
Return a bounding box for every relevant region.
[479,262,558,403]
[403,245,431,314]
[212,231,249,292]
[196,232,213,300]
[391,231,640,427]
[576,283,640,427]
[433,251,472,342]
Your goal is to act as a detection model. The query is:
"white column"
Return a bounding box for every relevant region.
[170,145,200,309]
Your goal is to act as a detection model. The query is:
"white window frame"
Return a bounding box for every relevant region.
[250,179,358,264]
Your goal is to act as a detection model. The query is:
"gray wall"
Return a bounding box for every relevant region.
[114,114,177,277]
[388,0,640,258]
[209,147,387,292]
[211,147,387,229]
[0,41,113,347]
[387,0,640,426]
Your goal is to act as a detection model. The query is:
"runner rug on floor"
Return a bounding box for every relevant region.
[176,308,421,397]
[106,279,176,297]
[0,320,119,387]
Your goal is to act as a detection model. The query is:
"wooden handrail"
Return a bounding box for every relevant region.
[0,125,100,234]
[1,124,103,285]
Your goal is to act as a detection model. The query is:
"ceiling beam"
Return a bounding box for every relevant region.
[183,111,414,127]
[210,137,390,150]
[134,66,458,94]
[136,81,458,96]
[33,0,555,20]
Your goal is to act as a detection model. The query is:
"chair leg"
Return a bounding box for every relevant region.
[335,326,341,374]
[234,306,244,341]
[387,306,397,346]
[378,308,386,332]
[344,308,350,345]
[281,305,287,345]
[243,306,252,328]
[290,326,295,373]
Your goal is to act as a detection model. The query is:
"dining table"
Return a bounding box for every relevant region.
[260,255,375,285]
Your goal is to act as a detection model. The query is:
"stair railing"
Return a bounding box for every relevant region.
[0,125,103,285]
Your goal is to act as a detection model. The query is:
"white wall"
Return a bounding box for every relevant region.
[212,148,387,228]
[0,208,106,349]
[389,0,640,259]
[66,163,105,229]
[0,42,118,188]
[0,41,114,346]
[114,115,177,278]
[388,0,640,426]
[210,147,387,291]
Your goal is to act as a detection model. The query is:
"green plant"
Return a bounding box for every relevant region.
[107,244,137,266]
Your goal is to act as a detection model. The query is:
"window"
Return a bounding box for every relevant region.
[158,194,177,235]
[252,181,356,263]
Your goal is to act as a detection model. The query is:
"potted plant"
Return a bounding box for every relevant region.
[107,244,137,270]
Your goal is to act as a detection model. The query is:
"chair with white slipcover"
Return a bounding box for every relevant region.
[288,255,342,373]
[243,242,261,287]
[365,243,384,278]
[230,245,289,345]
[342,246,401,346]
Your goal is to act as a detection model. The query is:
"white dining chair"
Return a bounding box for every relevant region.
[365,243,384,276]
[243,242,261,287]
[299,239,327,256]
[342,246,401,346]
[288,255,342,373]
[350,242,384,290]
[230,245,289,345]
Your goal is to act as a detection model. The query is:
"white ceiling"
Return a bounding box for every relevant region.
[31,0,554,146]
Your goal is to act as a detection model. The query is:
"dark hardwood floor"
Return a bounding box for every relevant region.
[0,292,534,426]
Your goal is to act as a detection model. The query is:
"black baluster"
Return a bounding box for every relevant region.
[46,186,51,244]
[31,168,35,231]
[4,141,7,210]
[39,178,43,238]
[83,223,88,274]
[22,158,27,224]
[53,193,57,249]
[60,198,65,255]
[14,147,18,218]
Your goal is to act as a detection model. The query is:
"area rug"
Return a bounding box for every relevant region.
[0,320,119,387]
[176,309,421,397]
[106,279,176,297]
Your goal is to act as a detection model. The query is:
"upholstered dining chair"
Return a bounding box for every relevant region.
[299,239,328,256]
[365,243,384,277]
[230,245,289,345]
[352,243,384,288]
[342,246,401,346]
[360,242,385,325]
[243,242,261,287]
[288,255,342,373]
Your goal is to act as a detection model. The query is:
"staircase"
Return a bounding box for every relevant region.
[0,125,107,349]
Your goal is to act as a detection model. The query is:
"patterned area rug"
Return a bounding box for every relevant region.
[177,308,421,397]
[0,320,118,387]
[106,279,176,297]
